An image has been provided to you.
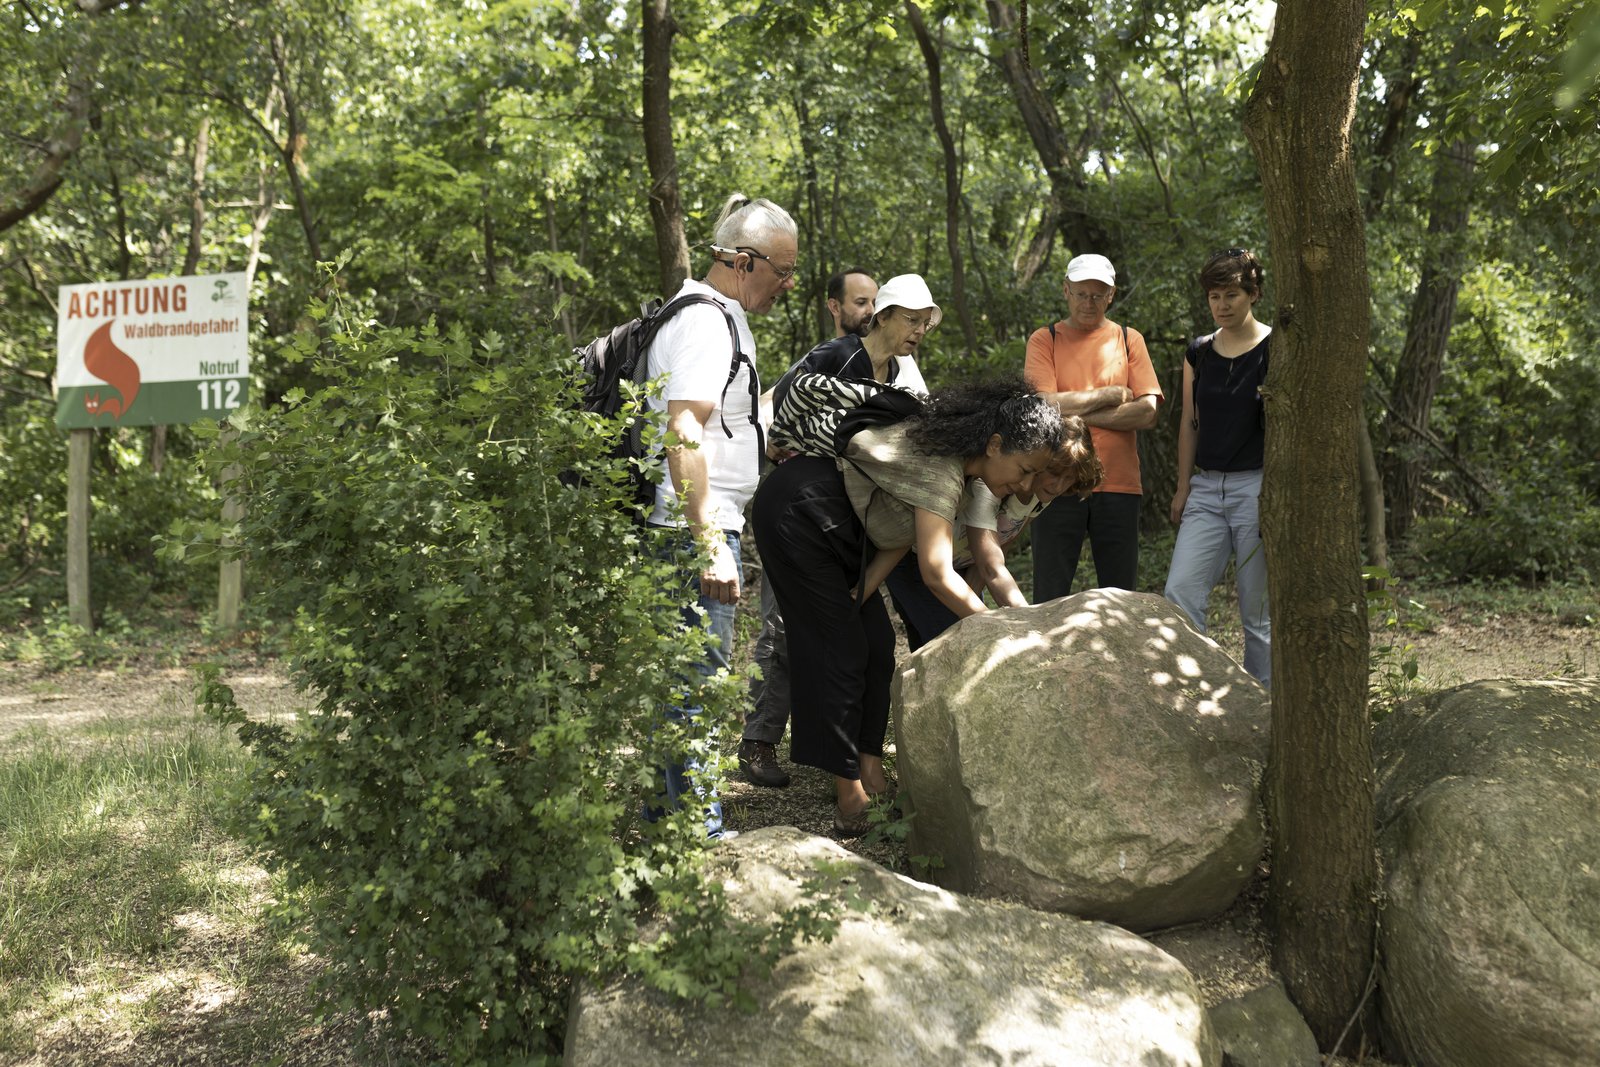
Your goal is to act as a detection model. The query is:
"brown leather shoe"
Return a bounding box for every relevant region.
[737,739,792,788]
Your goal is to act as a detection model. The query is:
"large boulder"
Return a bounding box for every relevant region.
[895,588,1269,931]
[565,826,1221,1067]
[1375,679,1600,1067]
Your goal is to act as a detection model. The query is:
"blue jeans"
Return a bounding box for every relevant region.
[1164,469,1271,685]
[1030,491,1142,602]
[647,528,739,837]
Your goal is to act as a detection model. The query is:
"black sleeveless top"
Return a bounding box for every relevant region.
[1187,331,1268,472]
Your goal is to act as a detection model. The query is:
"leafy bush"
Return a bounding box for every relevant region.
[0,402,220,626]
[1407,448,1600,583]
[170,287,833,1063]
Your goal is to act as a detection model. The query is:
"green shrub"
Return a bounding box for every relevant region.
[170,286,833,1063]
[1408,449,1600,583]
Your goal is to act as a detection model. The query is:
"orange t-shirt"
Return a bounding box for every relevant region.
[1024,319,1163,495]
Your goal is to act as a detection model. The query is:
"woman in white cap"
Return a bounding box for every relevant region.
[769,273,935,411]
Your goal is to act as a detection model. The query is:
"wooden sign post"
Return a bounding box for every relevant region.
[66,428,93,632]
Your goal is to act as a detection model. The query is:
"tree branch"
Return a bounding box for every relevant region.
[0,75,92,233]
[75,0,143,13]
[1110,75,1180,238]
[8,255,59,318]
[1365,381,1497,504]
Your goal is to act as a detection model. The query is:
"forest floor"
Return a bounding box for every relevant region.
[1,581,1595,1065]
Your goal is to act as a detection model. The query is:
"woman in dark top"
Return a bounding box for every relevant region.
[1164,248,1272,686]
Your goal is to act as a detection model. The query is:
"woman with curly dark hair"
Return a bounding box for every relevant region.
[752,377,1063,834]
[886,414,1104,649]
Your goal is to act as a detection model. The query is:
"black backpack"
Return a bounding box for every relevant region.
[572,293,756,515]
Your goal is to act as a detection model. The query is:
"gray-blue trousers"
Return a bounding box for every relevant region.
[743,566,790,745]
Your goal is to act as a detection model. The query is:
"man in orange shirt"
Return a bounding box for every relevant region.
[1023,254,1163,601]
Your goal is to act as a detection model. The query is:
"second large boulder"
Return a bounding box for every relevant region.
[565,827,1221,1066]
[1375,679,1600,1067]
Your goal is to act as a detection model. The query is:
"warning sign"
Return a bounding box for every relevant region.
[55,272,249,429]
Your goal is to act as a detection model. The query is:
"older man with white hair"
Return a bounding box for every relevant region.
[646,192,797,834]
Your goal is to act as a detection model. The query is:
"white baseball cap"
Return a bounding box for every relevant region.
[1065,254,1117,287]
[872,273,943,328]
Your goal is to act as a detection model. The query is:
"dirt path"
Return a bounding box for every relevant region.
[0,664,303,745]
[2,600,1592,740]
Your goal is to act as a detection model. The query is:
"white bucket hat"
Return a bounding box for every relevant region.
[1065,254,1117,287]
[872,273,943,328]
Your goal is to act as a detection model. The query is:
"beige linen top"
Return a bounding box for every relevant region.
[839,422,966,549]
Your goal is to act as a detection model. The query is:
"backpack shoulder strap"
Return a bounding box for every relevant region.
[642,292,763,455]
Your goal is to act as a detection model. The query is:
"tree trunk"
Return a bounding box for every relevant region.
[641,0,690,297]
[477,99,497,291]
[985,0,1110,263]
[1365,35,1422,221]
[108,161,133,280]
[1357,404,1389,582]
[151,114,213,474]
[546,195,577,347]
[1014,197,1060,287]
[182,116,211,276]
[269,34,322,265]
[1244,0,1378,1050]
[1383,137,1476,542]
[790,86,830,342]
[906,1,977,357]
[244,158,276,291]
[0,72,92,234]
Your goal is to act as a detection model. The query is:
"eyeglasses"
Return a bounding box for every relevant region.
[1067,289,1112,304]
[897,311,937,332]
[1213,247,1251,260]
[711,244,799,282]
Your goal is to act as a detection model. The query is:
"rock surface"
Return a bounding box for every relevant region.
[1206,982,1320,1067]
[895,588,1269,930]
[565,826,1221,1067]
[1375,679,1600,1067]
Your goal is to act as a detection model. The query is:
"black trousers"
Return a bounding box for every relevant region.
[1030,490,1142,602]
[751,457,893,780]
[885,551,960,652]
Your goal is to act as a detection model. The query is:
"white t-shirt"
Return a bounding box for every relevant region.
[645,279,761,532]
[893,355,928,394]
[951,481,1047,570]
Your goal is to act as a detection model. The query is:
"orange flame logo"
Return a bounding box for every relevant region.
[82,320,141,419]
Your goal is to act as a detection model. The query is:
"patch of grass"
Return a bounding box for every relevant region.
[1406,577,1600,624]
[0,718,259,1042]
[0,703,420,1064]
[0,592,289,675]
